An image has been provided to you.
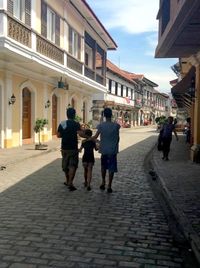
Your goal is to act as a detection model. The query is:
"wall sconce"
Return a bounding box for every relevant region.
[8,94,16,105]
[45,100,50,109]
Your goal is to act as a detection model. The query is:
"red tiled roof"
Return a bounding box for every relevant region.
[106,60,142,84]
[106,60,136,83]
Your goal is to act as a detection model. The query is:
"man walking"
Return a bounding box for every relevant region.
[93,108,120,193]
[57,107,84,191]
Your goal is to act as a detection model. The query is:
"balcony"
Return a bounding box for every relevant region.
[96,73,105,85]
[36,34,64,65]
[85,66,95,80]
[156,0,200,58]
[7,16,31,48]
[67,54,83,74]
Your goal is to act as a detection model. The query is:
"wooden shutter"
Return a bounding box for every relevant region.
[78,34,81,60]
[7,0,14,15]
[55,14,60,46]
[41,0,47,38]
[25,0,31,26]
[69,27,72,54]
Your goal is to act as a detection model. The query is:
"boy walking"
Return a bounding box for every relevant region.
[93,108,120,193]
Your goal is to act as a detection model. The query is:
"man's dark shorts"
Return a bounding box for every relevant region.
[101,154,118,173]
[61,150,79,171]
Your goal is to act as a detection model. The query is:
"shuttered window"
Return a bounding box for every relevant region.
[47,7,55,42]
[25,0,31,26]
[41,1,60,46]
[68,26,81,60]
[9,0,31,26]
[7,0,14,15]
[41,0,47,38]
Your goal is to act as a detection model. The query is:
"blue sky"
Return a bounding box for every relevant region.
[87,0,178,93]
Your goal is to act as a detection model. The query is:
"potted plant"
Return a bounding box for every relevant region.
[33,118,48,150]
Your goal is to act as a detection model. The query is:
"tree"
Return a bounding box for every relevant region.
[33,118,48,146]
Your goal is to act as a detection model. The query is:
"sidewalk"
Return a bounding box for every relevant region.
[0,139,61,167]
[151,134,200,264]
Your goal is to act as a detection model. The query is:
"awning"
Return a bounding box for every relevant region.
[171,66,195,108]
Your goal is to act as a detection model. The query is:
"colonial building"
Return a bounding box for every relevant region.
[92,60,143,127]
[155,0,200,162]
[153,91,169,119]
[132,75,159,125]
[0,0,117,148]
[92,60,161,127]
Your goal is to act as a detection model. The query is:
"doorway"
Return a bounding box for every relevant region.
[22,88,31,141]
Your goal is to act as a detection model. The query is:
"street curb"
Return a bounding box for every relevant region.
[1,146,60,168]
[151,146,200,265]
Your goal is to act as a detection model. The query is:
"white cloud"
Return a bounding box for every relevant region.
[144,70,177,92]
[87,0,159,34]
[145,33,158,56]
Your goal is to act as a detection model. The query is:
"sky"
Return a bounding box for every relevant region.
[87,0,178,93]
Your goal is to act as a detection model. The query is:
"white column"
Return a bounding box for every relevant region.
[0,11,8,36]
[0,0,7,9]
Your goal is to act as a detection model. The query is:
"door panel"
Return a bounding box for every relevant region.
[52,94,57,135]
[22,88,31,139]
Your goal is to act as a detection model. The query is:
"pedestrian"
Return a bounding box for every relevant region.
[57,107,85,191]
[79,129,97,191]
[185,117,191,143]
[93,108,120,193]
[160,116,178,161]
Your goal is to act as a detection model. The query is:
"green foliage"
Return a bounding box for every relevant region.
[75,115,82,123]
[33,118,48,145]
[155,116,167,125]
[34,118,48,133]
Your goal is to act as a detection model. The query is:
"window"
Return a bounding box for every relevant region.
[126,87,129,97]
[85,44,93,69]
[47,8,55,43]
[69,27,81,60]
[13,0,25,21]
[121,85,123,97]
[108,79,112,93]
[9,0,31,26]
[41,1,60,46]
[115,82,118,95]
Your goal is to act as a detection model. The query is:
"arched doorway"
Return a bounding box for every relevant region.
[71,98,75,108]
[52,94,57,135]
[22,88,31,140]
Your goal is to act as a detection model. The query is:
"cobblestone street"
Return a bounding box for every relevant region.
[0,128,189,267]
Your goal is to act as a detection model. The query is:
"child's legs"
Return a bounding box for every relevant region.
[84,166,88,183]
[86,164,93,186]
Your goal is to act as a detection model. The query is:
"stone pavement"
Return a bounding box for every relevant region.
[151,134,200,265]
[0,128,199,267]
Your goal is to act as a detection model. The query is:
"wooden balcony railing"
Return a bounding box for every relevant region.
[96,73,105,85]
[85,66,95,80]
[67,54,83,74]
[7,16,31,47]
[36,35,64,65]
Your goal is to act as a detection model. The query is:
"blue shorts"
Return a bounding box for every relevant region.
[101,154,118,173]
